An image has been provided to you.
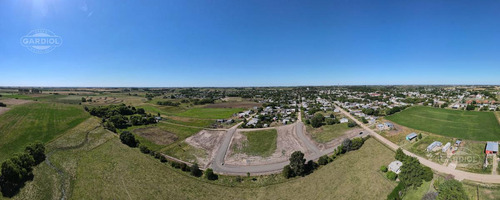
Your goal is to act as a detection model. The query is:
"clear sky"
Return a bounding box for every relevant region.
[1,0,499,87]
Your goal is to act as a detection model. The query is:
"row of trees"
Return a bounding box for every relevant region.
[0,142,45,197]
[85,104,157,132]
[283,137,368,179]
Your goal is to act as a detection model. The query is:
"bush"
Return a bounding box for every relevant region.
[180,163,190,172]
[387,182,404,200]
[205,168,218,180]
[380,165,388,172]
[318,155,329,165]
[422,166,433,182]
[159,156,167,163]
[0,102,6,107]
[190,163,202,177]
[282,165,293,179]
[120,131,139,147]
[347,122,357,127]
[386,171,397,181]
[311,113,324,128]
[139,145,150,154]
[325,118,335,125]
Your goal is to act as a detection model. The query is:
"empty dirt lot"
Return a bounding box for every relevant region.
[225,124,309,166]
[133,127,178,145]
[184,130,226,168]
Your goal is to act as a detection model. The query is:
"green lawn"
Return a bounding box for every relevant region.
[386,106,500,141]
[307,123,351,143]
[174,107,244,119]
[237,129,278,157]
[0,102,89,162]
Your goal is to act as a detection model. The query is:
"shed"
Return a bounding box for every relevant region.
[426,141,442,152]
[485,142,499,154]
[406,133,418,141]
[442,142,451,152]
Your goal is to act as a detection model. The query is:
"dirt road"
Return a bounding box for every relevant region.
[334,104,500,184]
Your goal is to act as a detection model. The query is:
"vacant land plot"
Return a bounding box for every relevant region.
[0,102,89,162]
[454,141,492,174]
[185,130,226,167]
[133,127,178,145]
[386,106,500,141]
[175,108,244,119]
[307,123,351,143]
[234,129,278,157]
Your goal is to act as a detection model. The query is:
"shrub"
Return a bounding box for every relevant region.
[190,163,202,177]
[387,182,404,200]
[159,156,167,163]
[422,167,433,182]
[120,131,139,147]
[347,122,357,127]
[139,145,150,154]
[318,155,329,165]
[380,165,388,172]
[0,102,6,107]
[205,168,218,180]
[386,171,397,181]
[282,165,293,178]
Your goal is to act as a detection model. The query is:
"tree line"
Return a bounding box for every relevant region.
[0,142,46,197]
[84,104,157,132]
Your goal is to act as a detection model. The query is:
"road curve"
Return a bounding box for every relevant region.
[333,104,500,184]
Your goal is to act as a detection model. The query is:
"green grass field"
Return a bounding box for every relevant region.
[386,106,500,141]
[307,123,351,143]
[0,102,89,162]
[237,129,278,157]
[9,134,396,200]
[174,107,244,119]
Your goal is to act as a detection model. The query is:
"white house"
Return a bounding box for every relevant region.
[388,160,403,174]
[340,118,349,123]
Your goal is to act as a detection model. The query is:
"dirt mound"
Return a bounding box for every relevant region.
[133,127,178,145]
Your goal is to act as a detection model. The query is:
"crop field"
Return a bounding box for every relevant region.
[236,129,278,157]
[386,106,500,141]
[174,107,245,119]
[0,102,89,162]
[9,135,395,200]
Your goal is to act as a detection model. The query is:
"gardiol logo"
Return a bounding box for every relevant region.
[20,29,62,54]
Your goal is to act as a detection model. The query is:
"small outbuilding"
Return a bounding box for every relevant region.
[406,132,418,141]
[427,141,442,152]
[485,142,499,154]
[388,160,403,174]
[340,118,349,123]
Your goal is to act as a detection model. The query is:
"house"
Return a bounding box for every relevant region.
[154,116,162,122]
[442,142,451,152]
[455,140,462,147]
[427,141,442,152]
[246,118,258,126]
[340,118,349,123]
[388,160,403,174]
[485,142,499,154]
[334,108,340,113]
[384,122,394,130]
[406,133,418,141]
[377,124,385,130]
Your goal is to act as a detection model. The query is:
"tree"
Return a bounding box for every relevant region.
[437,179,468,200]
[350,138,364,150]
[310,113,324,128]
[380,165,388,172]
[361,117,368,124]
[399,156,424,189]
[395,148,407,161]
[0,102,5,107]
[347,122,357,127]
[318,155,329,165]
[190,163,202,177]
[24,142,45,165]
[422,166,433,182]
[282,165,293,178]
[386,171,397,181]
[81,97,86,102]
[205,168,218,180]
[342,139,352,153]
[466,104,475,111]
[289,151,306,177]
[418,133,422,140]
[120,131,139,147]
[325,118,335,125]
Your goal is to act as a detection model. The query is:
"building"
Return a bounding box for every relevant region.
[427,141,442,152]
[406,133,418,141]
[455,140,462,147]
[388,160,403,174]
[246,118,258,126]
[485,142,499,154]
[442,142,451,152]
[384,122,394,130]
[340,118,349,123]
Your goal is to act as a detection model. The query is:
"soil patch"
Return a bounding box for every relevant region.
[185,130,226,168]
[133,127,178,145]
[0,98,32,105]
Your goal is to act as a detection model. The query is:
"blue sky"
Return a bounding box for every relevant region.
[1,0,499,87]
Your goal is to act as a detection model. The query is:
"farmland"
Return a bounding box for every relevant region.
[0,102,89,162]
[386,106,500,141]
[174,107,245,119]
